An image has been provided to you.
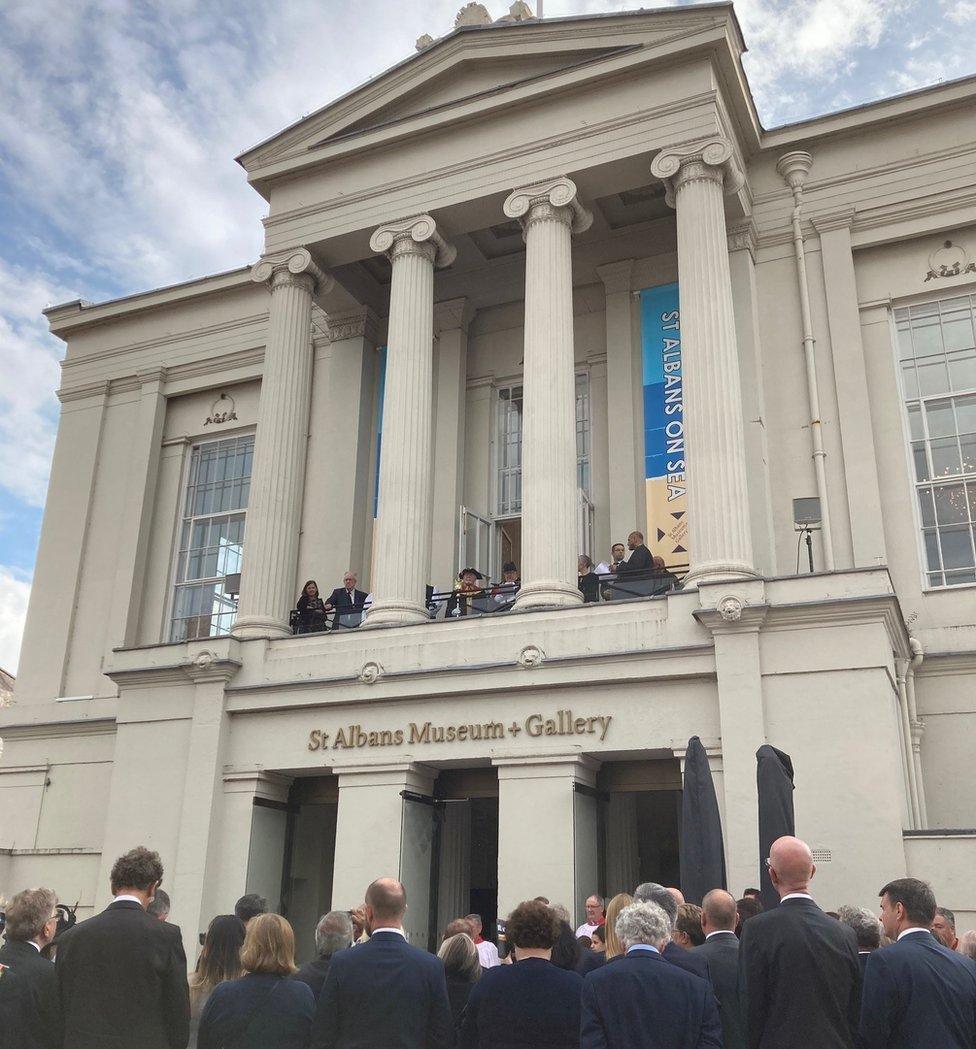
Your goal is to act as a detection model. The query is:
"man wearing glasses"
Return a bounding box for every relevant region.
[0,887,60,1049]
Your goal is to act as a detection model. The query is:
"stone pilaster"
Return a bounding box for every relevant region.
[234,249,333,638]
[504,177,592,611]
[650,140,756,586]
[366,216,455,627]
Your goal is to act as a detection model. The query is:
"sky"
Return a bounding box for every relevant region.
[0,0,975,673]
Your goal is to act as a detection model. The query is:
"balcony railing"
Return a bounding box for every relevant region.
[286,566,688,636]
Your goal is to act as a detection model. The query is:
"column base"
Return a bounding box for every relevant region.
[362,599,429,628]
[683,560,759,588]
[231,614,292,639]
[513,581,583,612]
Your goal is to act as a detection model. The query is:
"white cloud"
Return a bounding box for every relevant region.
[0,566,31,674]
[945,0,976,22]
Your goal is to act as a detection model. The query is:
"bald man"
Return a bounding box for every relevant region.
[738,836,861,1049]
[693,890,746,1049]
[311,878,451,1049]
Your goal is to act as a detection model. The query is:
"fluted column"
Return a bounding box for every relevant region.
[505,178,592,611]
[234,248,333,638]
[366,215,456,627]
[650,140,757,585]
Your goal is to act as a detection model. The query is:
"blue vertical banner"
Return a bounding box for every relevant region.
[640,283,688,565]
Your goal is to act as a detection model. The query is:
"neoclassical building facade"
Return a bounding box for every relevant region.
[3,2,976,958]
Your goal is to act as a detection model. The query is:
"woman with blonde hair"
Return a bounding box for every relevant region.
[197,913,313,1049]
[438,932,482,1037]
[603,892,633,959]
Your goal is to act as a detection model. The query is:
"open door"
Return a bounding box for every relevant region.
[573,783,605,928]
[458,506,495,580]
[578,489,595,563]
[399,791,439,950]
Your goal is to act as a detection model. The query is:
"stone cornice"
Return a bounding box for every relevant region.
[726,220,758,260]
[504,177,593,235]
[812,206,856,235]
[596,259,634,294]
[326,306,381,344]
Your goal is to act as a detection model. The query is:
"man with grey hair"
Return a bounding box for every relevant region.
[296,910,354,998]
[0,887,60,1049]
[146,888,170,922]
[932,905,959,952]
[837,905,882,976]
[581,900,722,1048]
[633,881,709,982]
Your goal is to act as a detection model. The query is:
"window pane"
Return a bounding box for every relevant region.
[927,571,944,588]
[896,321,915,361]
[934,484,968,525]
[939,525,975,569]
[949,350,976,393]
[911,316,944,358]
[901,363,919,399]
[969,482,976,522]
[945,568,976,585]
[918,360,950,396]
[923,529,941,571]
[961,434,976,474]
[957,394,976,435]
[941,304,976,352]
[907,404,923,441]
[913,443,929,482]
[917,488,936,527]
[931,437,961,478]
[926,399,956,439]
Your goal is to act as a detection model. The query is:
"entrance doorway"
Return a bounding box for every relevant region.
[597,759,682,896]
[399,767,499,952]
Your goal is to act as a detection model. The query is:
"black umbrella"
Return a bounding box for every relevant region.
[756,745,796,912]
[680,736,727,904]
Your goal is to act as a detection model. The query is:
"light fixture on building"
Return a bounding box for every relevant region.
[793,498,822,574]
[223,573,242,598]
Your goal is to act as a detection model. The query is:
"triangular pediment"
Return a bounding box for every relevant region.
[237,6,741,178]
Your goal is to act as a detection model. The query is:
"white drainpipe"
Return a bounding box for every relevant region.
[895,657,921,828]
[906,636,927,827]
[776,151,835,571]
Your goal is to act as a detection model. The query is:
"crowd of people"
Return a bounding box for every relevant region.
[292,531,678,633]
[2,835,975,1048]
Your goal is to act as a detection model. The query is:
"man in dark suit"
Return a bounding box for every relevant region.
[55,846,189,1049]
[738,835,860,1049]
[693,889,746,1049]
[633,881,710,982]
[616,531,653,576]
[311,877,451,1049]
[581,899,722,1048]
[295,910,354,999]
[860,877,976,1049]
[324,572,369,628]
[0,887,60,1049]
[837,905,882,979]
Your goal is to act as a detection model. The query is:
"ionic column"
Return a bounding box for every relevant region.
[234,249,333,638]
[650,140,757,585]
[367,216,455,627]
[504,178,592,611]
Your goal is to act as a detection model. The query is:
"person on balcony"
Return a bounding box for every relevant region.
[595,542,626,576]
[324,572,369,629]
[490,562,521,608]
[446,568,486,617]
[578,555,601,603]
[617,531,653,576]
[296,581,329,634]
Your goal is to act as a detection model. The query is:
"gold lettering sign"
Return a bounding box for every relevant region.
[307,710,613,752]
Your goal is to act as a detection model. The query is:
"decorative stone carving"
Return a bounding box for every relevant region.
[369,214,456,268]
[496,1,534,21]
[358,661,383,684]
[925,240,974,282]
[455,2,492,27]
[503,177,593,236]
[650,138,745,207]
[416,33,435,50]
[325,308,379,344]
[193,650,216,670]
[726,221,758,261]
[717,596,743,622]
[517,644,545,668]
[204,392,238,427]
[250,247,334,294]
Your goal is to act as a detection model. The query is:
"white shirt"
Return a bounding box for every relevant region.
[626,944,660,955]
[705,930,735,940]
[575,922,602,939]
[371,926,406,938]
[476,940,500,968]
[897,927,930,940]
[780,892,814,903]
[28,941,42,953]
[113,894,144,906]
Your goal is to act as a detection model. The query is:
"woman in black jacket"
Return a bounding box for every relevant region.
[438,932,482,1045]
[296,580,328,634]
[198,914,313,1049]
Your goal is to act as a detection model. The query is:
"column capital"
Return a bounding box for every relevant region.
[727,220,758,261]
[433,296,476,335]
[650,137,744,207]
[251,248,334,294]
[503,176,593,235]
[326,306,380,345]
[596,259,634,294]
[369,214,456,267]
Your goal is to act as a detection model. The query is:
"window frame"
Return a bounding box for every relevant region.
[890,290,976,592]
[166,431,256,642]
